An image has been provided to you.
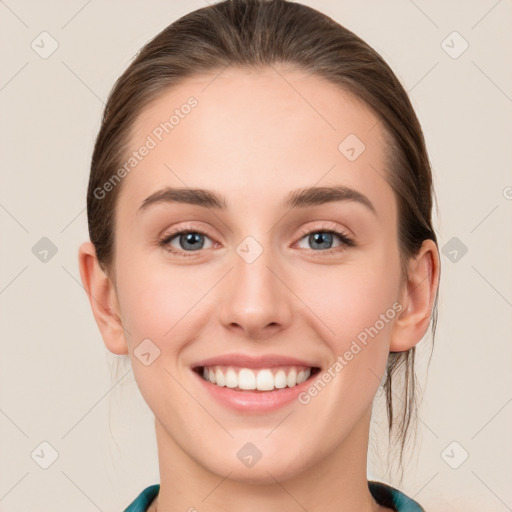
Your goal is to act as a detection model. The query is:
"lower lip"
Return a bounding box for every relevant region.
[192,369,317,413]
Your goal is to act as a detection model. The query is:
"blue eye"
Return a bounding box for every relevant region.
[296,229,355,253]
[159,230,214,256]
[158,224,355,258]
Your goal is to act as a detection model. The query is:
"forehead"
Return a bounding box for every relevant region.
[119,65,394,221]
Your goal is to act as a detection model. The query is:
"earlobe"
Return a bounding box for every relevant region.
[78,241,129,355]
[390,239,440,352]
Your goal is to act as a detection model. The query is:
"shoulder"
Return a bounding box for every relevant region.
[368,481,425,512]
[123,484,160,512]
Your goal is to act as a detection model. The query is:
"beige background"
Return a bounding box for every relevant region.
[1,1,511,511]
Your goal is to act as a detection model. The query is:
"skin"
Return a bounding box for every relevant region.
[79,65,439,512]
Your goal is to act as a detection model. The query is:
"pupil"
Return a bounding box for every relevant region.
[310,232,332,250]
[181,233,203,251]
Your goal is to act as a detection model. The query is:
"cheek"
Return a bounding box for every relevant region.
[302,262,399,340]
[294,252,401,392]
[113,261,202,410]
[115,259,205,346]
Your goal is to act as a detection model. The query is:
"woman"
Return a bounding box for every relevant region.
[78,1,440,510]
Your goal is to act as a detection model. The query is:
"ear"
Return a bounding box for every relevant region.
[78,241,128,355]
[390,239,440,352]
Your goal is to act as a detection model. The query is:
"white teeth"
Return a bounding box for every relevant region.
[200,365,313,391]
[256,369,274,391]
[298,369,311,383]
[225,368,238,388]
[286,369,297,387]
[274,370,287,389]
[215,367,225,387]
[238,368,256,390]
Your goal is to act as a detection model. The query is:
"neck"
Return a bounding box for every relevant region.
[151,408,387,512]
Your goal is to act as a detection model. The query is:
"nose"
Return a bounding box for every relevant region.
[217,240,293,340]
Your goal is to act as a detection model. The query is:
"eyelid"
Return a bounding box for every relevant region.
[294,220,354,243]
[158,223,218,251]
[159,221,217,240]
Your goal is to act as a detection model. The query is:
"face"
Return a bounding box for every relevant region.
[111,66,403,483]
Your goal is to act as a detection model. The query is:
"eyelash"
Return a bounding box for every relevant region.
[158,222,356,258]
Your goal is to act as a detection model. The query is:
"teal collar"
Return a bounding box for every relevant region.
[124,481,424,511]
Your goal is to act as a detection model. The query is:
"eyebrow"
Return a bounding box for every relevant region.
[137,185,376,215]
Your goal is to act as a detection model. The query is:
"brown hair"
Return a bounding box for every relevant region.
[87,0,439,471]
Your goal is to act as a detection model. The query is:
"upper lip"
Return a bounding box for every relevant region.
[192,353,320,369]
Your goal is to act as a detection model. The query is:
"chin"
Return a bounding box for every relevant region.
[201,448,313,486]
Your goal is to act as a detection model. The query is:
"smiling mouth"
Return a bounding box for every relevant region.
[193,365,321,392]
